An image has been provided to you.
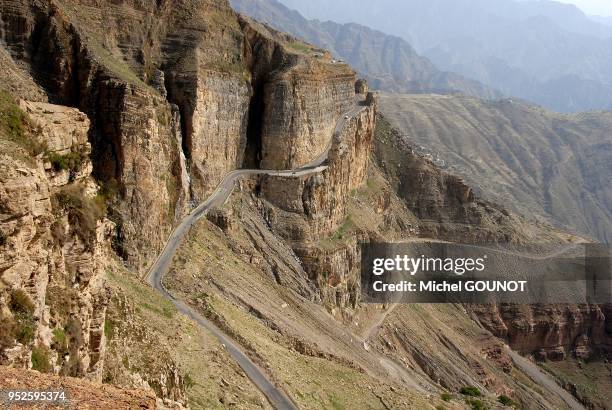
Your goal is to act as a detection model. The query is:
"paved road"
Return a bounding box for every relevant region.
[505,347,585,410]
[145,101,366,410]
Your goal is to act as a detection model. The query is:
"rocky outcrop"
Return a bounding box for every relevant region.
[0,99,112,381]
[249,92,376,308]
[261,95,376,240]
[471,303,612,361]
[0,0,187,273]
[90,80,184,272]
[259,62,355,169]
[1,0,359,274]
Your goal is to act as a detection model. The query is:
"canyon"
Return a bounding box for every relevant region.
[0,0,610,409]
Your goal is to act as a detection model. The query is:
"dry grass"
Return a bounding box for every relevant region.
[104,265,266,409]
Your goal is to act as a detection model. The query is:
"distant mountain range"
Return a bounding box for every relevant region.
[380,93,612,244]
[277,0,612,113]
[231,0,500,99]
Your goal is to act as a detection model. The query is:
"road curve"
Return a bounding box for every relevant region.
[145,102,366,410]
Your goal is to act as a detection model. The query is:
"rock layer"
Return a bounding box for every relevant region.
[0,0,357,274]
[0,100,111,381]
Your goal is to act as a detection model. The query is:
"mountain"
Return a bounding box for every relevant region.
[380,92,612,244]
[278,0,612,112]
[231,0,500,98]
[1,0,611,409]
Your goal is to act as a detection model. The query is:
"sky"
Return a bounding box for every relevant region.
[560,0,612,16]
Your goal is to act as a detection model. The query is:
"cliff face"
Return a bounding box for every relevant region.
[471,303,612,361]
[0,96,112,381]
[261,100,375,240]
[0,0,356,273]
[0,0,363,403]
[259,63,355,169]
[251,93,375,308]
[0,0,186,273]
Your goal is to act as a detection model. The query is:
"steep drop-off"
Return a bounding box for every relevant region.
[164,113,605,409]
[0,94,111,380]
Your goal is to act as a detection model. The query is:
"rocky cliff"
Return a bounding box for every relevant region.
[0,0,357,274]
[0,0,363,405]
[2,0,610,408]
[250,91,375,309]
[470,303,612,361]
[0,94,112,381]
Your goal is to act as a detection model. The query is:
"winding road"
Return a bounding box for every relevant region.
[145,99,583,409]
[145,101,366,410]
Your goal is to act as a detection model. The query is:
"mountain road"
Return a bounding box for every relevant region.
[145,101,366,409]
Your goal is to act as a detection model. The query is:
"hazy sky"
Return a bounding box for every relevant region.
[561,0,612,16]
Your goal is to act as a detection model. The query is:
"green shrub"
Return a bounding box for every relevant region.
[287,41,311,53]
[184,373,195,389]
[8,289,36,345]
[0,90,46,156]
[52,185,106,247]
[460,386,482,397]
[10,289,35,315]
[465,398,486,410]
[98,178,120,200]
[498,395,517,407]
[15,320,36,345]
[31,345,52,373]
[46,149,86,173]
[104,319,115,340]
[441,393,453,402]
[52,328,68,354]
[0,316,17,350]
